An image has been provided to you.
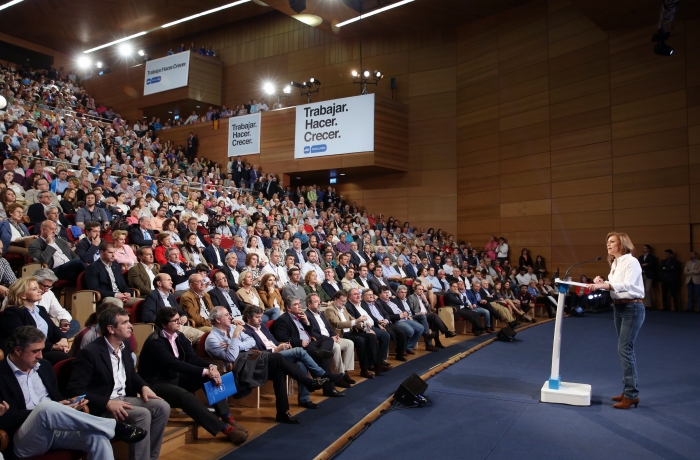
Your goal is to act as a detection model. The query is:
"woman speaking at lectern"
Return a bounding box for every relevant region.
[589,232,645,409]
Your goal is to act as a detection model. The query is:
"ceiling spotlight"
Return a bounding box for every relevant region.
[363,70,370,78]
[283,85,292,94]
[168,111,173,114]
[119,43,132,57]
[96,61,103,68]
[309,77,321,86]
[373,70,382,79]
[77,56,91,69]
[263,82,275,94]
[351,70,358,77]
[290,81,303,88]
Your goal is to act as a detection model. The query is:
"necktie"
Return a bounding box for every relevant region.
[143,230,151,240]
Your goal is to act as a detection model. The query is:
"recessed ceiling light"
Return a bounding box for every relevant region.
[336,0,414,27]
[296,177,301,179]
[168,111,173,114]
[340,173,346,176]
[292,14,322,27]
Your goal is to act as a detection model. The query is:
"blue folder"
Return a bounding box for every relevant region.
[204,372,237,405]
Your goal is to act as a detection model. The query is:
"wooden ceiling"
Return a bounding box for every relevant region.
[569,0,700,31]
[0,0,271,55]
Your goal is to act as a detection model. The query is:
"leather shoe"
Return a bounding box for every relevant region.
[326,372,345,383]
[360,369,374,379]
[276,411,301,424]
[323,389,345,397]
[223,426,249,444]
[395,354,407,361]
[305,377,329,391]
[613,397,640,409]
[381,362,393,369]
[426,345,439,352]
[343,373,356,384]
[376,363,392,373]
[299,400,319,409]
[405,349,416,355]
[445,331,457,338]
[473,329,484,336]
[335,379,351,388]
[611,392,625,402]
[314,349,334,360]
[222,416,248,432]
[114,422,147,444]
[435,341,445,349]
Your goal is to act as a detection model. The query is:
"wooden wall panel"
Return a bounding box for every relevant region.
[458,0,699,295]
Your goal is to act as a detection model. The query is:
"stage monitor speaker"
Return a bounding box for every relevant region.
[497,326,517,342]
[393,373,428,406]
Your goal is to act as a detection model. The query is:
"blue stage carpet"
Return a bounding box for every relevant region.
[336,311,700,460]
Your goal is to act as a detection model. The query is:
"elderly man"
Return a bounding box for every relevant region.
[230,237,248,271]
[141,273,205,344]
[130,217,156,248]
[359,289,408,361]
[178,273,215,330]
[159,247,196,294]
[205,306,330,424]
[28,220,86,281]
[305,293,355,388]
[208,271,244,319]
[35,205,70,242]
[219,252,241,290]
[375,286,424,357]
[180,217,207,249]
[27,190,55,226]
[285,237,306,267]
[203,233,226,269]
[404,284,454,350]
[344,289,392,371]
[127,247,159,296]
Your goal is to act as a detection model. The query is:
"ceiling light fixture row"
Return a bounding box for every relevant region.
[290,78,321,103]
[351,70,383,94]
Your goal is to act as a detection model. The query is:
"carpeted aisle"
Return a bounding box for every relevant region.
[335,311,700,460]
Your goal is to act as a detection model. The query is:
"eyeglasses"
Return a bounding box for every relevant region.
[39,283,54,290]
[168,317,181,323]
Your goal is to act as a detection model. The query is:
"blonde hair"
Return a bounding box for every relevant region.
[6,277,38,307]
[112,230,127,241]
[606,232,635,265]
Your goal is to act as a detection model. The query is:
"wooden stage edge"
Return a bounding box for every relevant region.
[312,317,556,460]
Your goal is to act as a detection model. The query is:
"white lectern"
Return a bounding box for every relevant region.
[540,278,592,406]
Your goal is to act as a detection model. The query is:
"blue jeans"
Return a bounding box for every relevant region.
[614,302,645,399]
[687,280,700,311]
[472,307,491,328]
[279,347,325,403]
[262,307,281,323]
[395,320,424,350]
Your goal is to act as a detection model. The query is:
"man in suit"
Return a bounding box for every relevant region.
[354,265,372,291]
[84,241,134,308]
[321,266,342,299]
[405,253,421,279]
[160,246,197,294]
[335,252,351,280]
[127,247,159,296]
[130,217,156,248]
[203,233,226,268]
[75,222,102,264]
[325,289,383,380]
[0,326,147,459]
[67,306,171,460]
[638,244,659,309]
[178,273,215,330]
[209,271,244,318]
[305,293,355,389]
[659,249,681,311]
[138,307,248,445]
[23,177,61,211]
[28,220,86,280]
[464,280,501,333]
[368,265,397,296]
[26,190,54,226]
[186,132,198,161]
[285,237,306,267]
[142,273,204,344]
[375,286,423,357]
[242,305,336,410]
[205,306,329,424]
[248,163,261,184]
[344,288,392,372]
[231,156,244,186]
[219,252,241,291]
[405,283,454,350]
[359,288,408,361]
[179,217,207,249]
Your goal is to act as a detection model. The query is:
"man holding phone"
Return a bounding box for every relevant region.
[0,326,147,459]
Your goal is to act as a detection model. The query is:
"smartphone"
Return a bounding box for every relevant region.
[72,394,86,404]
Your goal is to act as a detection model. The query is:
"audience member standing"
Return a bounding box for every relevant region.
[659,249,680,311]
[685,251,700,312]
[638,245,658,309]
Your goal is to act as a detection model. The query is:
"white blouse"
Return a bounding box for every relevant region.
[607,253,644,300]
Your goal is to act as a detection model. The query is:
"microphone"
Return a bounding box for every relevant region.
[563,256,602,280]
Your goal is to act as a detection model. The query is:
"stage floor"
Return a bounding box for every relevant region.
[335,311,700,460]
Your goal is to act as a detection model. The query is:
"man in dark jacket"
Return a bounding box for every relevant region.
[0,326,147,459]
[84,241,133,307]
[138,307,249,445]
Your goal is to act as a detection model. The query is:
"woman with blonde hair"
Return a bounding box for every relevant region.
[0,277,70,364]
[112,230,137,269]
[304,270,331,306]
[237,270,263,307]
[588,232,645,409]
[257,273,282,322]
